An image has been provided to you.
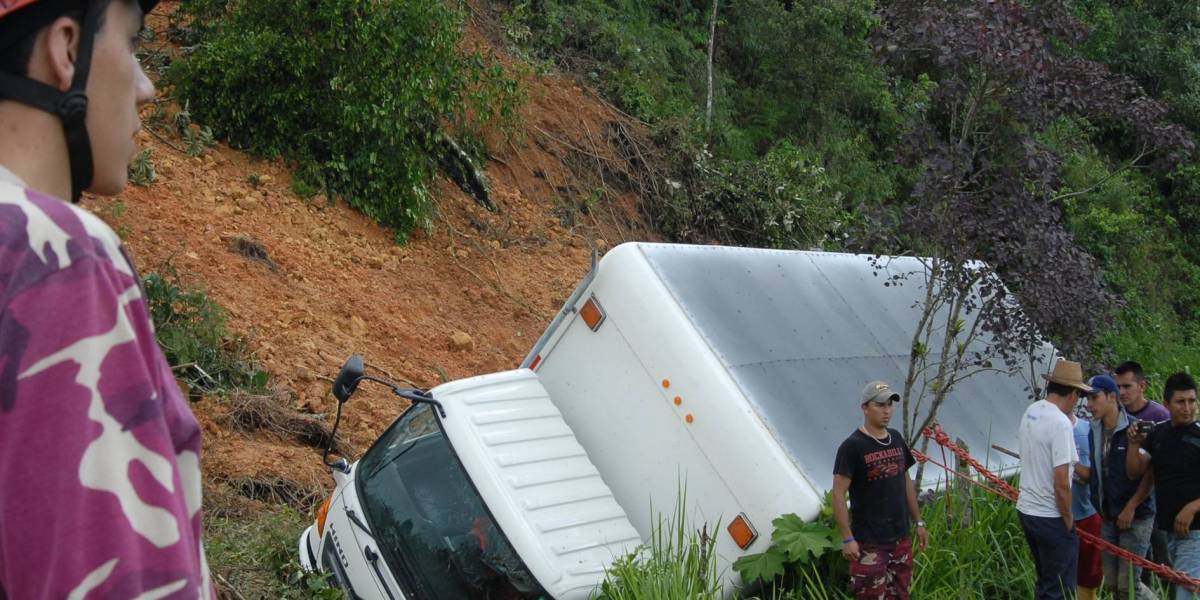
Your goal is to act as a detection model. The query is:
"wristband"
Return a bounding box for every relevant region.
[842,536,855,544]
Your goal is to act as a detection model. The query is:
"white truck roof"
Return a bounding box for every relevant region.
[432,369,642,600]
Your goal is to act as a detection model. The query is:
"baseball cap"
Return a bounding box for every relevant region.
[1087,374,1119,398]
[861,381,901,405]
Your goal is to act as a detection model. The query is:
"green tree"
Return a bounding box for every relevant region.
[170,0,519,240]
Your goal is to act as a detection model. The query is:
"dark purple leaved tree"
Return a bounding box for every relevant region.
[862,0,1194,465]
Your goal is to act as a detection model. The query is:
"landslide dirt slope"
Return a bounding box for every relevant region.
[83,2,659,526]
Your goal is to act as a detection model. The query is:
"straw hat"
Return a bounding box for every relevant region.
[1040,359,1094,393]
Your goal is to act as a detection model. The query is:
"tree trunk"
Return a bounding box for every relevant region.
[705,0,719,134]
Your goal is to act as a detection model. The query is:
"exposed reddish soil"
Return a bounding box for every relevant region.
[82,2,658,519]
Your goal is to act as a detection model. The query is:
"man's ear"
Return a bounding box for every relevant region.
[39,16,83,92]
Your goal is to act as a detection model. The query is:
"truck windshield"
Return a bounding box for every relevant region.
[356,403,548,600]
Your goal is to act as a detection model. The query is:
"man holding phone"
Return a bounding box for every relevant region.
[1127,372,1200,599]
[1085,375,1157,600]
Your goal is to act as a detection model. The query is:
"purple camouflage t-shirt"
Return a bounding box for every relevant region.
[0,171,212,599]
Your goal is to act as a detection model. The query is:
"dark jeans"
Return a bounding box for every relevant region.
[1019,512,1079,600]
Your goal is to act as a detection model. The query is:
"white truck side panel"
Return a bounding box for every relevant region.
[534,243,823,585]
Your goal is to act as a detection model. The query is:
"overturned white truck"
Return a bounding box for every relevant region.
[298,242,1053,599]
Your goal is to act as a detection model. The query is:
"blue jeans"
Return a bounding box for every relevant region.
[1020,512,1078,600]
[1101,516,1156,600]
[1169,530,1200,600]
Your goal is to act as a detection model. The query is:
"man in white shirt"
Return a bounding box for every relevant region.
[1018,359,1093,600]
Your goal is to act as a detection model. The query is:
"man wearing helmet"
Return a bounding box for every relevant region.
[0,1,212,597]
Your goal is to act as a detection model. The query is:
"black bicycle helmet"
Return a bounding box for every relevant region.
[0,0,160,201]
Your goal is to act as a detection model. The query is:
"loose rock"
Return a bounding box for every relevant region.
[450,330,474,352]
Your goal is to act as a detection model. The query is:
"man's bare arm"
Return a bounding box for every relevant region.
[1054,463,1074,531]
[831,474,860,561]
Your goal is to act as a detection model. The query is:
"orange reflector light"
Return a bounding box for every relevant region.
[662,379,670,389]
[580,297,605,331]
[316,495,333,537]
[685,414,694,424]
[529,355,543,370]
[728,513,758,549]
[674,396,682,406]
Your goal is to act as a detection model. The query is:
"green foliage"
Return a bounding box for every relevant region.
[514,0,908,219]
[170,0,521,240]
[906,489,1034,599]
[616,489,1051,599]
[1052,1,1200,373]
[205,507,343,599]
[654,140,846,249]
[733,548,788,586]
[770,514,838,563]
[128,148,156,186]
[518,0,707,126]
[1044,118,1200,371]
[593,498,721,600]
[734,513,838,587]
[143,266,269,396]
[1073,0,1200,132]
[183,124,216,158]
[734,498,841,593]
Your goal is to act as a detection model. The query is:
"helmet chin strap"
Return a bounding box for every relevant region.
[0,0,101,202]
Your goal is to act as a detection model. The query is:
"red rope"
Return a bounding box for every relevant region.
[913,449,1012,499]
[918,423,1200,592]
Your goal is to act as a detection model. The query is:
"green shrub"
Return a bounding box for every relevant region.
[143,266,268,396]
[733,509,840,594]
[128,148,156,186]
[169,0,520,240]
[608,488,1042,599]
[513,0,907,247]
[653,140,845,250]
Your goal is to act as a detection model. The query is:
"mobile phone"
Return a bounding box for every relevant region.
[1134,420,1156,436]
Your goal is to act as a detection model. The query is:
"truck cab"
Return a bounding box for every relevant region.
[300,371,641,599]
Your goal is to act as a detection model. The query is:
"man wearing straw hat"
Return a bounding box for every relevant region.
[1018,359,1093,600]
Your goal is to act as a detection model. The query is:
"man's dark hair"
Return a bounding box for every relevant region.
[1046,381,1077,397]
[0,33,39,76]
[1115,361,1146,381]
[1163,372,1197,404]
[0,5,96,76]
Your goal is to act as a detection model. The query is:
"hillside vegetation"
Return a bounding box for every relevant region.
[503,0,1200,388]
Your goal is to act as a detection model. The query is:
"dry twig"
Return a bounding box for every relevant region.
[215,573,249,600]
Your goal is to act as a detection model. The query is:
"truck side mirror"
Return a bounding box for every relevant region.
[332,355,365,404]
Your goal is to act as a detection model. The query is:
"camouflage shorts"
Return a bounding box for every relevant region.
[849,538,913,600]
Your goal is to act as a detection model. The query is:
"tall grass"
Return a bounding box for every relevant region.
[593,496,722,600]
[909,488,1035,599]
[205,506,342,598]
[598,488,1045,599]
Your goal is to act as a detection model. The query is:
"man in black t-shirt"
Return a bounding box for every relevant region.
[832,381,929,600]
[1127,372,1200,600]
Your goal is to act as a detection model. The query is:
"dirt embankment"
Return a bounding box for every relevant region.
[84,4,659,514]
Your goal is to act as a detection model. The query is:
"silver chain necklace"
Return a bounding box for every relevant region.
[860,426,892,446]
